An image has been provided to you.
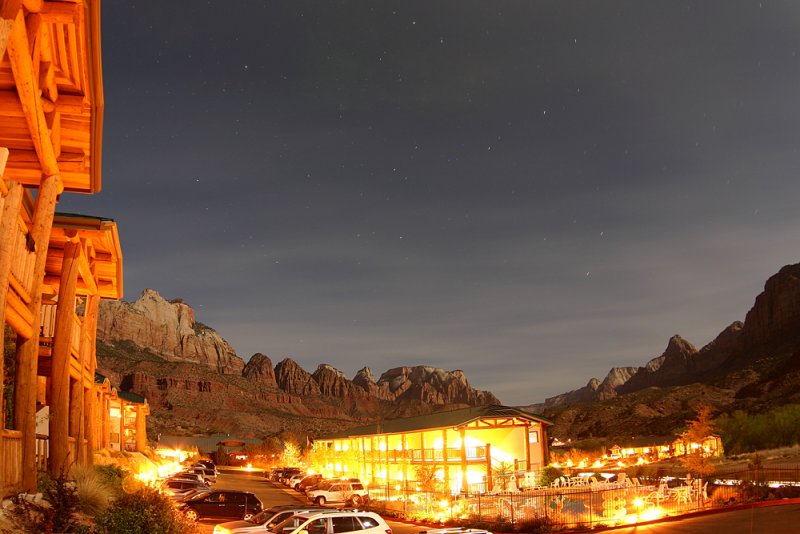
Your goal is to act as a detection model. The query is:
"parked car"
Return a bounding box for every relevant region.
[188,466,218,484]
[296,474,324,492]
[270,509,391,534]
[212,505,328,534]
[286,473,306,488]
[159,479,209,500]
[177,490,263,522]
[419,530,493,534]
[195,459,217,470]
[170,471,206,484]
[306,481,369,506]
[279,468,303,484]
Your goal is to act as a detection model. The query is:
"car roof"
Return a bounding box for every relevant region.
[295,510,379,519]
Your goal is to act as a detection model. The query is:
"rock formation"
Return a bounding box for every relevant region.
[242,353,278,387]
[537,262,800,440]
[98,289,244,374]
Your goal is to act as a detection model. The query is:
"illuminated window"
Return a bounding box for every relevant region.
[528,431,539,443]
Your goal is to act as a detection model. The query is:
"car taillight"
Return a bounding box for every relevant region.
[385,530,392,534]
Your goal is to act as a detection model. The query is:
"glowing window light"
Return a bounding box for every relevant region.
[109,408,121,418]
[432,438,443,450]
[342,443,349,451]
[379,442,386,451]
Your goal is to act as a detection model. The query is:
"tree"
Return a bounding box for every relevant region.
[679,406,717,478]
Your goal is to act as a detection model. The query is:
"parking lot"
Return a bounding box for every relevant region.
[194,469,427,534]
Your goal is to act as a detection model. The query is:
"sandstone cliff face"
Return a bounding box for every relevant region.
[741,264,800,349]
[374,366,501,405]
[275,358,322,396]
[242,353,278,387]
[619,335,698,392]
[541,262,800,440]
[98,289,244,374]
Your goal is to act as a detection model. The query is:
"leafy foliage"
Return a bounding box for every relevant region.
[679,406,717,478]
[716,404,800,454]
[93,488,197,534]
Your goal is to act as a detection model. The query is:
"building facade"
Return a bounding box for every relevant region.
[0,0,147,494]
[314,405,551,494]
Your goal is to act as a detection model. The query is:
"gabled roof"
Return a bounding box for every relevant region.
[321,405,552,440]
[118,390,146,404]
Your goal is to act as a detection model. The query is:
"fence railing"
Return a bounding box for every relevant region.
[366,467,800,530]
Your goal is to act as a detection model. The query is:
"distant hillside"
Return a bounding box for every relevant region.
[523,263,800,440]
[97,289,499,438]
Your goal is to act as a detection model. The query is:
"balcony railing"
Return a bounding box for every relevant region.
[357,446,488,463]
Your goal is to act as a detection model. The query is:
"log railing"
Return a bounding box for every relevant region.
[2,430,24,491]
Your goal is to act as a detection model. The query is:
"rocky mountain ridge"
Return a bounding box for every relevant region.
[526,263,800,440]
[97,289,499,437]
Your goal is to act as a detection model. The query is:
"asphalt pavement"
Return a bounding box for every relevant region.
[194,469,800,534]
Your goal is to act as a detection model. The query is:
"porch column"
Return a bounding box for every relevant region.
[103,396,110,449]
[84,384,94,464]
[485,443,493,492]
[0,149,23,326]
[441,429,448,491]
[524,424,532,471]
[135,405,146,452]
[15,174,61,490]
[459,428,467,492]
[119,400,126,450]
[401,434,408,491]
[69,378,82,463]
[0,150,23,422]
[49,238,80,474]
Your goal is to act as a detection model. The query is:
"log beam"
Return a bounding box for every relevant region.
[135,404,146,452]
[49,238,79,475]
[0,0,23,63]
[14,173,60,491]
[7,9,61,182]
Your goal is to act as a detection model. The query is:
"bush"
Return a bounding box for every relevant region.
[94,488,197,534]
[94,464,126,496]
[72,465,113,515]
[536,466,562,487]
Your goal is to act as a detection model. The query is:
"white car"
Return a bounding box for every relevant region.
[212,505,328,534]
[306,481,368,506]
[272,510,391,534]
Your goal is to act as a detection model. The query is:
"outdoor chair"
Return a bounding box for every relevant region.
[644,481,668,507]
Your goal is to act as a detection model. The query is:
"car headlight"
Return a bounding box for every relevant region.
[213,527,232,534]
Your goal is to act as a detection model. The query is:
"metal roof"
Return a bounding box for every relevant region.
[320,404,552,440]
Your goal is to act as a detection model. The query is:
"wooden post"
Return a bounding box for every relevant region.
[135,404,146,452]
[49,238,79,475]
[460,428,468,492]
[442,429,449,492]
[82,295,98,463]
[524,424,531,472]
[101,395,109,448]
[69,378,81,461]
[0,1,23,63]
[83,385,94,464]
[119,400,125,450]
[14,173,61,491]
[0,152,23,427]
[485,443,492,492]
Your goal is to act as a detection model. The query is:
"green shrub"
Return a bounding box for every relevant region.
[536,466,562,487]
[94,464,126,496]
[94,488,197,534]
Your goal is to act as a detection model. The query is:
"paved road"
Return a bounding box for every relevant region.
[604,503,800,533]
[195,471,800,534]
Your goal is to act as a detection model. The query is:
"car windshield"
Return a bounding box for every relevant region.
[270,515,309,534]
[249,510,271,524]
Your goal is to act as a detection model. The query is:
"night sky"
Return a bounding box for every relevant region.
[61,1,800,405]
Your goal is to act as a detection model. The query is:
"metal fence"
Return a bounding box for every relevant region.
[366,466,800,530]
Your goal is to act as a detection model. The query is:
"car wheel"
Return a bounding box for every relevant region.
[349,495,363,506]
[243,512,255,521]
[184,508,200,522]
[315,496,326,505]
[294,483,301,491]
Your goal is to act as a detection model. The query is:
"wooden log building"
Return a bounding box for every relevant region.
[0,0,148,495]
